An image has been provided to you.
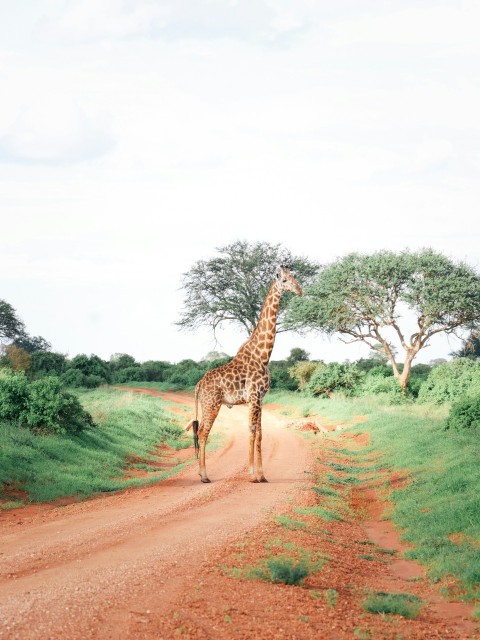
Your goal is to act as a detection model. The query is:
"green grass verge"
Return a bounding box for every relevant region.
[226,542,325,587]
[266,390,480,600]
[116,381,189,392]
[362,591,423,619]
[0,387,191,506]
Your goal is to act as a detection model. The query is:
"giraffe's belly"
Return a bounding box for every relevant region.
[222,389,248,406]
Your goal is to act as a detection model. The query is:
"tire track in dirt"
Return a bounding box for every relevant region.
[0,390,311,640]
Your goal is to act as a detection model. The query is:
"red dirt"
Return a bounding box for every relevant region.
[0,392,478,639]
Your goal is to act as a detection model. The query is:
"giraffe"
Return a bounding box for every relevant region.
[185,265,303,483]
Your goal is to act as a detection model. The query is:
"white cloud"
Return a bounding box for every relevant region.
[35,0,305,45]
[413,138,454,172]
[36,0,167,43]
[0,95,114,164]
[329,5,480,52]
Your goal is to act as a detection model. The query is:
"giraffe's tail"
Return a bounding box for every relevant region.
[184,384,200,458]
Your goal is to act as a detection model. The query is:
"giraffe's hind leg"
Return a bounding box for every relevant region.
[198,403,220,483]
[255,416,267,483]
[248,399,267,482]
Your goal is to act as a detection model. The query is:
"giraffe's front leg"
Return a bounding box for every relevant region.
[198,405,220,483]
[198,435,210,483]
[248,400,262,482]
[255,416,267,483]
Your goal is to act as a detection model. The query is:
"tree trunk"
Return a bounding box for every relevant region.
[399,350,418,393]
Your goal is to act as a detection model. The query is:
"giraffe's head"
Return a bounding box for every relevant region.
[276,265,303,296]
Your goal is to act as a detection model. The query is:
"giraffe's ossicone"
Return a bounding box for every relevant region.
[185,265,303,483]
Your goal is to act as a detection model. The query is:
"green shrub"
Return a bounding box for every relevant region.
[266,557,310,585]
[406,372,424,397]
[362,592,423,619]
[69,354,110,382]
[0,369,29,421]
[23,376,94,434]
[306,363,362,397]
[112,365,144,383]
[83,374,105,388]
[30,351,67,378]
[445,395,480,431]
[61,368,85,388]
[0,370,94,435]
[269,361,298,391]
[367,365,393,377]
[360,374,403,402]
[288,361,322,390]
[418,358,480,404]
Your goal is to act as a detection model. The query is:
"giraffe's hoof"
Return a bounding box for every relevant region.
[259,477,268,483]
[250,478,259,483]
[201,477,211,483]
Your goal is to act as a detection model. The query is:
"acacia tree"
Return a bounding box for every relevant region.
[177,240,318,335]
[285,249,480,390]
[0,299,25,343]
[450,330,480,359]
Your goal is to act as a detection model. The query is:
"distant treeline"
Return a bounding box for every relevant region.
[3,343,480,403]
[2,345,480,436]
[1,347,302,391]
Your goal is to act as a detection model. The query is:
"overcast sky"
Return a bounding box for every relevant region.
[1,0,479,365]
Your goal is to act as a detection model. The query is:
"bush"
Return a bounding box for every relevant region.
[112,366,145,384]
[360,374,403,401]
[306,363,362,397]
[68,354,110,384]
[362,592,423,619]
[23,376,94,434]
[139,360,172,382]
[83,374,106,388]
[269,361,298,391]
[0,369,29,420]
[445,395,480,431]
[60,369,105,388]
[367,365,393,378]
[288,361,322,390]
[61,368,86,388]
[418,358,480,404]
[30,351,67,378]
[266,557,310,585]
[0,370,94,434]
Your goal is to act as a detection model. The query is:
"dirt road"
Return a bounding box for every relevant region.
[0,391,310,639]
[1,389,477,640]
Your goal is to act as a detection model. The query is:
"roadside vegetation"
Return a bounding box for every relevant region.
[361,592,424,619]
[265,388,480,600]
[0,386,190,507]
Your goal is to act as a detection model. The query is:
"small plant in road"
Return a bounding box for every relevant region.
[362,591,423,619]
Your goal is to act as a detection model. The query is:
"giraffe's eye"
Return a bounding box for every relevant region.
[282,279,287,283]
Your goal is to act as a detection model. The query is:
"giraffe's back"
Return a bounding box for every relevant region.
[198,358,269,408]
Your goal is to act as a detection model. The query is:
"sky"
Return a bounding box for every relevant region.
[1,0,479,366]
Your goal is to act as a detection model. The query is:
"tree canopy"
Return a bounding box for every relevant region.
[450,330,480,360]
[285,249,480,389]
[0,299,25,343]
[177,240,318,335]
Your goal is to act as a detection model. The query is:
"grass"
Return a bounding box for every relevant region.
[0,387,191,506]
[225,538,325,587]
[362,591,423,619]
[263,556,310,585]
[116,380,185,392]
[247,550,323,586]
[295,504,345,522]
[266,389,480,601]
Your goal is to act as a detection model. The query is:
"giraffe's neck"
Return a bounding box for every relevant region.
[237,281,281,365]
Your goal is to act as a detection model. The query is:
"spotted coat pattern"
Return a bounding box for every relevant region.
[186,266,303,483]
